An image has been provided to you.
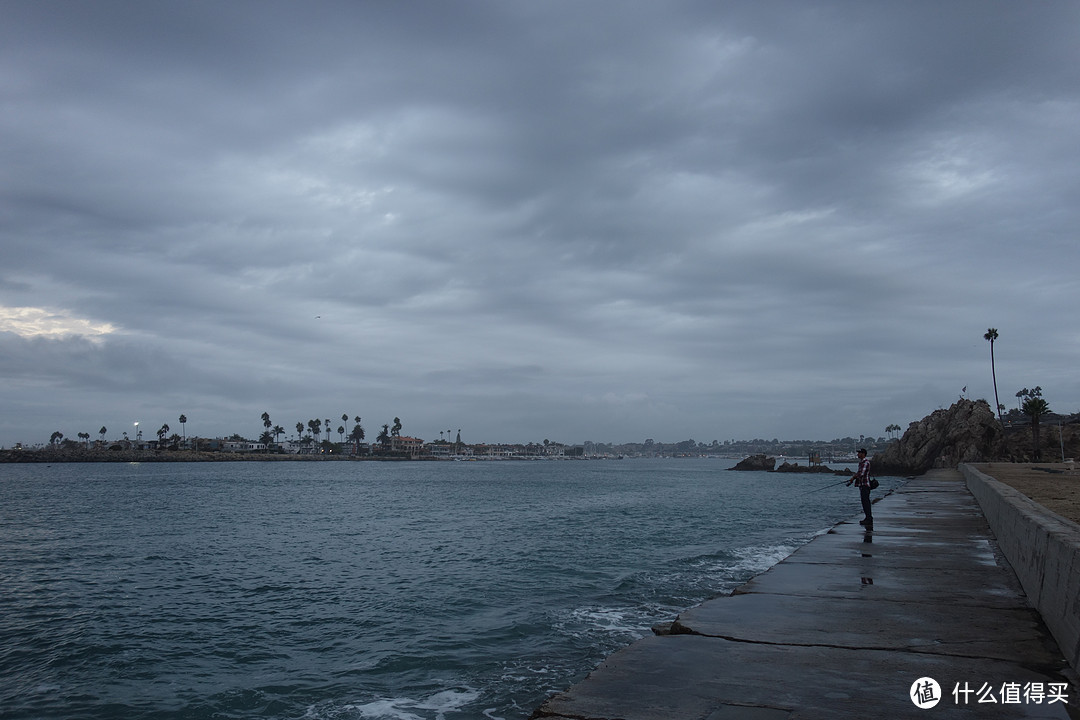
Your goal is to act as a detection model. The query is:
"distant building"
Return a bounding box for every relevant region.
[223,440,266,453]
[390,436,423,457]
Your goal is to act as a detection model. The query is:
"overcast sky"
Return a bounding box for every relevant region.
[2,1,1077,448]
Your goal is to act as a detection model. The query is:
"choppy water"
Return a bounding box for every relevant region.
[0,458,896,719]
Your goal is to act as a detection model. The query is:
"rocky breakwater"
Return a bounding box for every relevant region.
[874,398,1003,476]
[728,454,775,471]
[728,454,845,474]
[773,461,847,475]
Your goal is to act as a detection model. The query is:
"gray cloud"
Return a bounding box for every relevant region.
[2,1,1078,447]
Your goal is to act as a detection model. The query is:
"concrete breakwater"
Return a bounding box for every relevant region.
[962,463,1080,673]
[532,470,1076,719]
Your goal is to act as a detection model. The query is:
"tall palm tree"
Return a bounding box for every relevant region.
[179,414,187,442]
[99,426,107,444]
[262,412,272,452]
[984,329,1002,423]
[1021,391,1050,461]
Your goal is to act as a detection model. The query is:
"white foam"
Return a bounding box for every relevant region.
[728,543,799,573]
[554,605,653,640]
[344,688,481,720]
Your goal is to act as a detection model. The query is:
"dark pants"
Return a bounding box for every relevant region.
[860,485,873,523]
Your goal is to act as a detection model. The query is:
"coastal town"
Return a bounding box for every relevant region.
[4,397,1075,470]
[7,414,894,462]
[6,398,1075,465]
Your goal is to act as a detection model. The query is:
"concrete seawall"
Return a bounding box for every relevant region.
[961,463,1080,673]
[533,470,1076,719]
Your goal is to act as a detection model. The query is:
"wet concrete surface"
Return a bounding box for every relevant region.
[533,470,1078,719]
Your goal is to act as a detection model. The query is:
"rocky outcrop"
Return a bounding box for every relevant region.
[874,399,1004,476]
[773,462,847,475]
[729,454,775,471]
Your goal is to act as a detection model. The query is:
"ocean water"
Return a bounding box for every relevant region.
[0,458,898,720]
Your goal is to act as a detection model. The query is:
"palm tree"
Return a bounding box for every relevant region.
[378,424,391,450]
[391,418,402,437]
[296,421,304,442]
[179,414,187,441]
[349,422,365,454]
[272,425,285,444]
[50,431,63,446]
[984,329,1002,424]
[1021,388,1050,461]
[261,412,272,452]
[99,426,107,444]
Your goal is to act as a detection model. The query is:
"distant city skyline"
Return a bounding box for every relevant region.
[2,2,1078,449]
[18,398,1059,452]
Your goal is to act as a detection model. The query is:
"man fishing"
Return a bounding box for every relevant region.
[846,448,873,527]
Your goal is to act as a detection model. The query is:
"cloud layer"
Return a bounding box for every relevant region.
[2,1,1078,447]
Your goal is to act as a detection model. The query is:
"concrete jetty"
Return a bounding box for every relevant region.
[532,470,1078,719]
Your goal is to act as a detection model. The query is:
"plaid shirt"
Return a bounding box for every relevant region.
[853,457,871,488]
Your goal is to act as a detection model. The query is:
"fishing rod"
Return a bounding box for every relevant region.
[797,478,852,495]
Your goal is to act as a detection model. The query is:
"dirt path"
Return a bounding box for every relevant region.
[970,462,1080,525]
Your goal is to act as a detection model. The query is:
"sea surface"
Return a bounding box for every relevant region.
[0,458,900,720]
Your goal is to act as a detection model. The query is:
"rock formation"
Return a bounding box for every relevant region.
[773,461,846,475]
[874,399,1004,475]
[729,454,775,471]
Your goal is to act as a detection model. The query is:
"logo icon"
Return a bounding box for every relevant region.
[911,677,941,709]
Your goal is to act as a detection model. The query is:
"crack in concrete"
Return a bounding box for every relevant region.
[669,622,1069,673]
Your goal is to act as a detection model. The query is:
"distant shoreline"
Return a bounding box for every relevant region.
[0,449,426,463]
[0,449,853,467]
[0,449,627,464]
